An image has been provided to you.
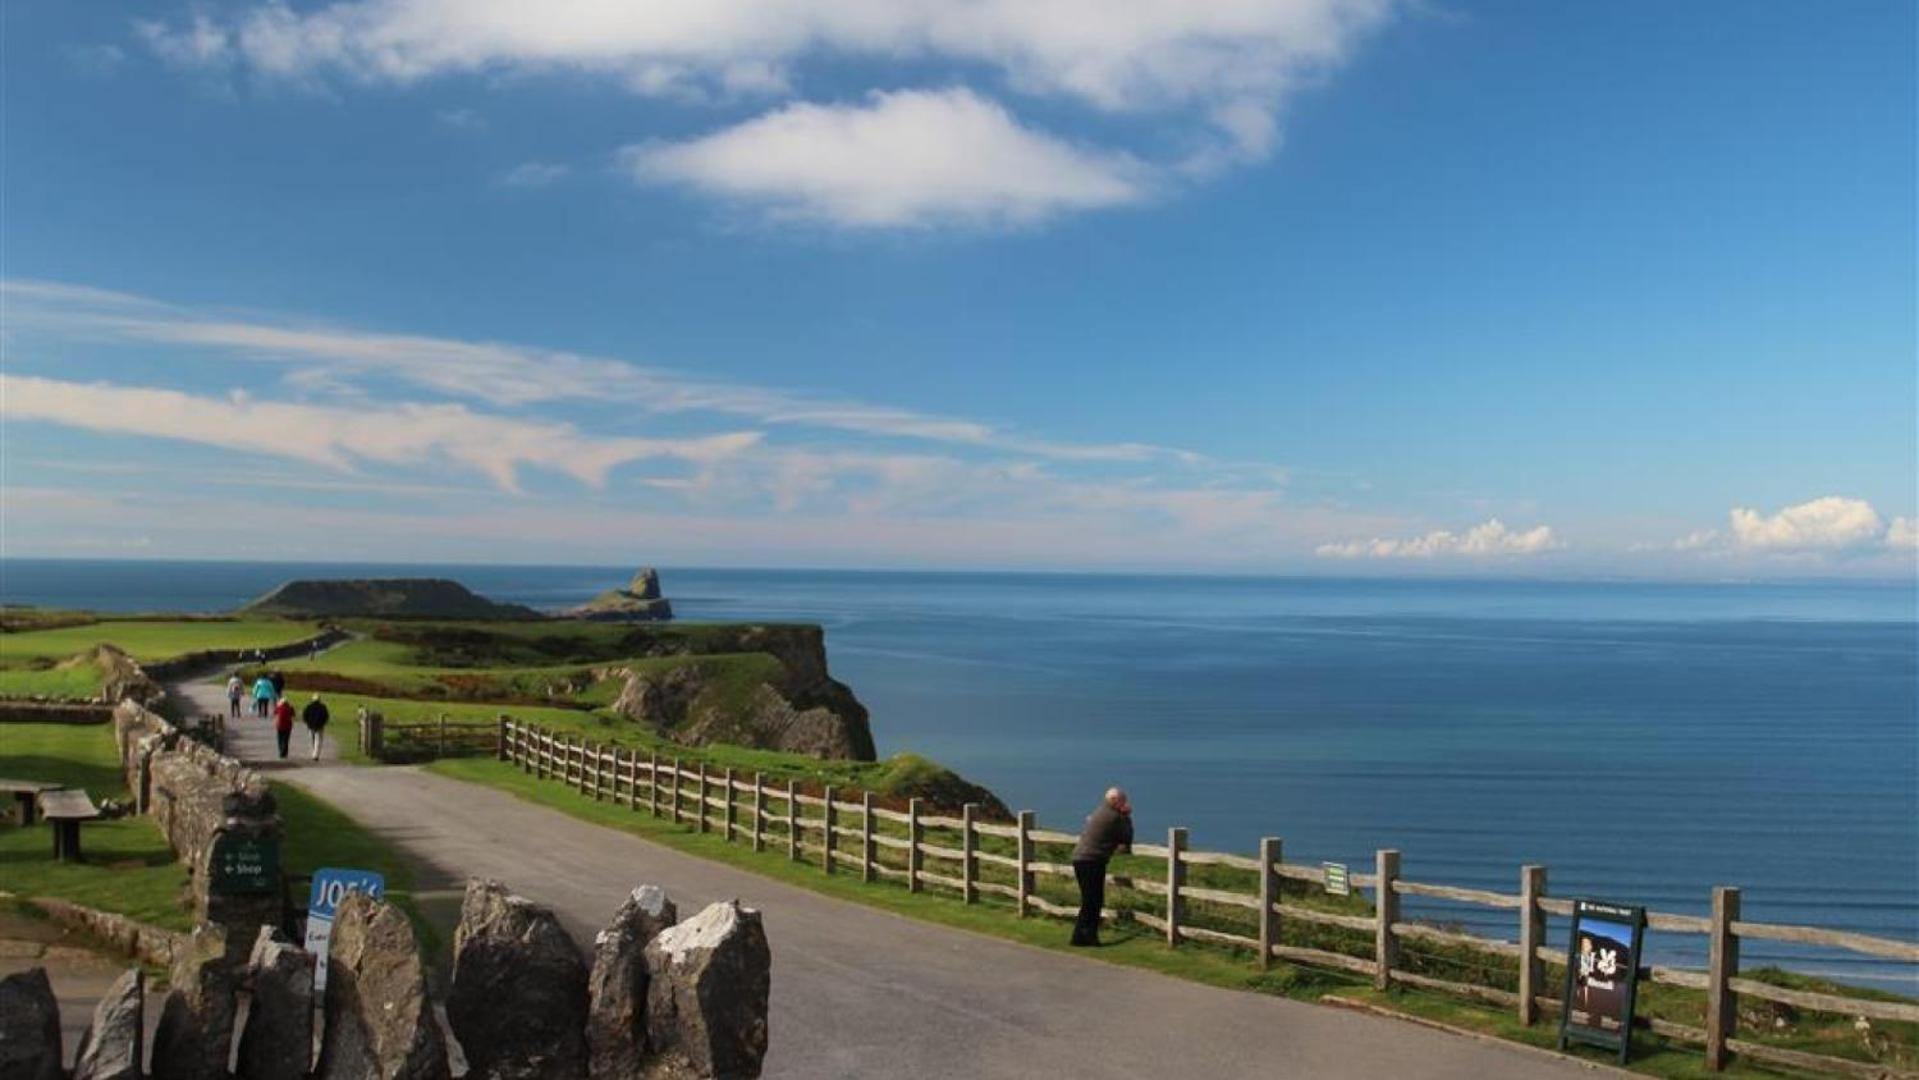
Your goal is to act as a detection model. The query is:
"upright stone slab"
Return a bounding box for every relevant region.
[642,901,770,1080]
[587,885,679,1079]
[317,892,450,1080]
[0,967,64,1080]
[448,879,590,1080]
[151,930,238,1080]
[72,968,145,1080]
[238,926,315,1080]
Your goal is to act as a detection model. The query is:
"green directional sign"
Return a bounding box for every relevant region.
[210,832,280,895]
[1323,862,1350,897]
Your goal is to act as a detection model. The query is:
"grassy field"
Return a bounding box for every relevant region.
[0,616,322,699]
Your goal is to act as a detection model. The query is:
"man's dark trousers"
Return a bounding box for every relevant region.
[1072,859,1106,945]
[275,728,291,759]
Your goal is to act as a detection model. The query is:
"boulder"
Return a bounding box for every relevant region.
[317,892,449,1080]
[72,968,144,1080]
[449,879,590,1080]
[151,930,238,1080]
[587,886,679,1079]
[238,926,315,1079]
[642,901,770,1080]
[0,967,63,1080]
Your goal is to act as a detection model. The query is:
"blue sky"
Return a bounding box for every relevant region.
[2,0,1914,576]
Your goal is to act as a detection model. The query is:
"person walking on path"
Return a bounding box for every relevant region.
[251,674,275,718]
[1070,787,1133,947]
[226,674,244,719]
[301,693,330,761]
[268,668,287,699]
[271,696,296,759]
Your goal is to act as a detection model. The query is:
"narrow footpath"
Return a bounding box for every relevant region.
[177,674,1601,1080]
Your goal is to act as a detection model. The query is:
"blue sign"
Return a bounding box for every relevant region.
[307,868,386,919]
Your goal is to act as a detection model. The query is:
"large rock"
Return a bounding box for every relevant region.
[569,568,674,622]
[629,568,663,600]
[318,892,449,1080]
[151,930,237,1080]
[449,879,589,1080]
[72,968,144,1080]
[587,886,679,1079]
[642,901,770,1080]
[238,926,315,1080]
[0,967,63,1080]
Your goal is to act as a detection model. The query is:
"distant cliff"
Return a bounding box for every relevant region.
[568,567,673,622]
[241,579,539,619]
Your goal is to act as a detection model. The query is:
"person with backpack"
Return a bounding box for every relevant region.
[301,693,330,761]
[226,674,244,719]
[268,668,286,699]
[1070,786,1134,947]
[251,674,275,718]
[271,695,296,759]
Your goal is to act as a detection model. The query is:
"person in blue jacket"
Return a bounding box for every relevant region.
[251,674,276,718]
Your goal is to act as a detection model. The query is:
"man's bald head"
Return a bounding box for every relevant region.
[1105,787,1130,813]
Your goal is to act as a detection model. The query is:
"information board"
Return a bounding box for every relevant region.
[1558,899,1646,1064]
[303,867,386,992]
[209,832,280,895]
[1323,862,1349,897]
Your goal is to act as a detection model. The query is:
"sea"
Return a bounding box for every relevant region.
[4,558,1914,985]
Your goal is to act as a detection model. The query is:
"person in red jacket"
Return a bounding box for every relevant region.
[272,696,296,760]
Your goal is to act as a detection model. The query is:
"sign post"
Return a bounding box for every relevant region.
[1559,899,1647,1064]
[303,868,386,992]
[209,831,280,894]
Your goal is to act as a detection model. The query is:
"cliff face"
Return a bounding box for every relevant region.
[599,625,876,762]
[241,579,538,619]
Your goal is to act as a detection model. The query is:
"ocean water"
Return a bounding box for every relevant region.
[4,559,1915,983]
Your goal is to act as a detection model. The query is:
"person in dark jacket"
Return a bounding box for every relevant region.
[1070,787,1133,946]
[268,669,287,699]
[301,693,330,761]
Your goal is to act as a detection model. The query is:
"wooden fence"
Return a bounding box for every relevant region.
[447,718,1917,1077]
[355,710,496,763]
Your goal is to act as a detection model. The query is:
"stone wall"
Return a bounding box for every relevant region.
[0,701,114,724]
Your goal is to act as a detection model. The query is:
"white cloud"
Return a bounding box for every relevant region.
[0,374,759,494]
[1727,496,1887,552]
[1888,517,1918,551]
[1316,519,1562,559]
[2,277,1195,464]
[133,0,1393,220]
[497,161,570,188]
[623,88,1150,228]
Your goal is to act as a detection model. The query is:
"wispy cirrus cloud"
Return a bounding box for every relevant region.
[1315,518,1562,559]
[0,373,760,493]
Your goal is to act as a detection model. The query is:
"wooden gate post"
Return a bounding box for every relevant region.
[1707,886,1742,1070]
[860,792,876,883]
[907,798,924,894]
[724,768,737,842]
[1519,865,1547,1025]
[1016,810,1036,917]
[786,780,800,862]
[961,803,979,904]
[495,715,509,761]
[437,715,447,759]
[1374,849,1401,990]
[1166,827,1188,947]
[751,772,765,852]
[1258,837,1282,970]
[822,786,836,873]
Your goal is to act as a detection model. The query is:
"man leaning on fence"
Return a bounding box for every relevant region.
[1070,786,1133,947]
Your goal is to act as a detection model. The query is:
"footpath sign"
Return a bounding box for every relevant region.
[209,832,280,895]
[304,867,385,992]
[1559,899,1647,1064]
[1322,862,1350,897]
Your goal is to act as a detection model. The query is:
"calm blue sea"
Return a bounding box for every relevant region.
[5,559,1915,984]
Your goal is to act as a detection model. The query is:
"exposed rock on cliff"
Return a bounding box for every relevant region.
[600,625,875,761]
[570,567,674,622]
[242,578,538,619]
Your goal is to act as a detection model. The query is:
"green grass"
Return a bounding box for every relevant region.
[0,618,320,665]
[0,723,191,931]
[271,781,439,955]
[0,655,110,699]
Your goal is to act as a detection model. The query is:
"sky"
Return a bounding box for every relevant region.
[2,0,1914,578]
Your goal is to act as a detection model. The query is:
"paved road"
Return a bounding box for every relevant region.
[177,674,1600,1080]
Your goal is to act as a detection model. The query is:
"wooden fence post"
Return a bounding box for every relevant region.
[624,749,638,809]
[495,715,509,761]
[1374,849,1400,990]
[786,780,800,862]
[696,763,710,832]
[751,772,765,853]
[1016,810,1035,917]
[592,743,605,801]
[437,715,447,759]
[1167,827,1188,947]
[860,792,876,883]
[961,803,979,904]
[724,768,737,842]
[368,712,383,760]
[1519,865,1547,1025]
[648,751,660,817]
[822,786,836,874]
[1259,837,1281,970]
[907,798,924,894]
[671,758,683,825]
[1707,886,1742,1070]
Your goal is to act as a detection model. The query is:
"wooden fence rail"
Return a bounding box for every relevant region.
[471,718,1914,1077]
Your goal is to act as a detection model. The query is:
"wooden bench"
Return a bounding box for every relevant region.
[0,779,63,827]
[39,788,102,862]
